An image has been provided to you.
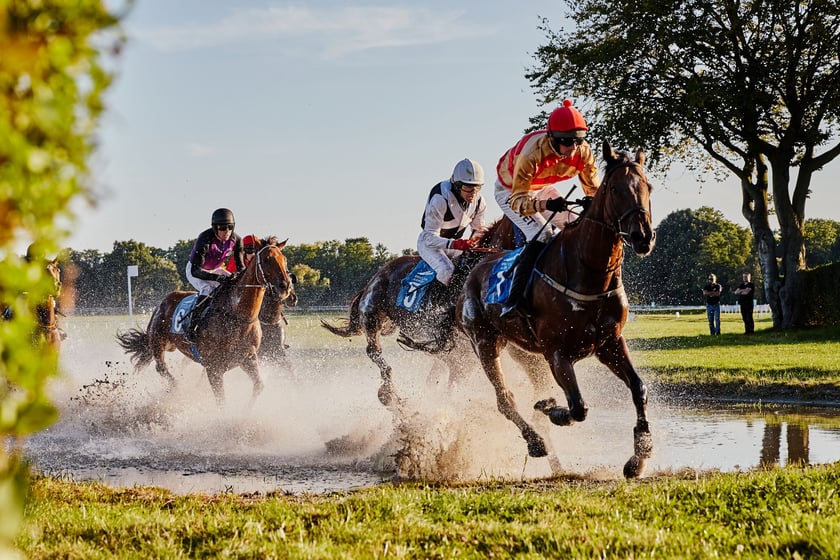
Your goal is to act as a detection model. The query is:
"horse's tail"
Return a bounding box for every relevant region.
[115,328,154,371]
[320,291,364,337]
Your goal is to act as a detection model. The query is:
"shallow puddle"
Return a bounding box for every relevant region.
[24,316,840,495]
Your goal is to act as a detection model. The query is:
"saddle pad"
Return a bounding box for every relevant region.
[396,260,437,312]
[485,247,524,305]
[171,293,198,334]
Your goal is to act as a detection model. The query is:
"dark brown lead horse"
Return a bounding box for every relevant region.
[458,141,656,478]
[321,217,517,407]
[116,241,295,405]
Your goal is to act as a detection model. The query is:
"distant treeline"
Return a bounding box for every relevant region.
[57,208,840,314]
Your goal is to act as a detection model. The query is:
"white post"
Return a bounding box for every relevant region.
[127,265,139,323]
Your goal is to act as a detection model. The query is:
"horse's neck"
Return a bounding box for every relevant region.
[217,270,265,321]
[546,219,623,292]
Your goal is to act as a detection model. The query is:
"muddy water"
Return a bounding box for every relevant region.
[24,316,840,495]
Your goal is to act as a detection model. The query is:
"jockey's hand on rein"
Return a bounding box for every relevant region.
[451,238,476,251]
[544,196,567,212]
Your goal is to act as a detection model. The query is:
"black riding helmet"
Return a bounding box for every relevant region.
[211,208,235,227]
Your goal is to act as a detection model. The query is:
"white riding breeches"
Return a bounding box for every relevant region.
[416,242,461,286]
[185,263,224,296]
[494,180,574,243]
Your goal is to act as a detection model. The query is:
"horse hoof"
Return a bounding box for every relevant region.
[548,408,573,426]
[634,427,654,457]
[377,383,393,407]
[523,428,548,457]
[534,398,557,414]
[623,455,647,479]
[528,440,548,458]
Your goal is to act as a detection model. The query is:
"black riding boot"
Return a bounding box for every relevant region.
[499,239,546,317]
[185,294,209,342]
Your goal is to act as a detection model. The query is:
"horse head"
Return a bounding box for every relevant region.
[252,239,295,303]
[593,140,656,256]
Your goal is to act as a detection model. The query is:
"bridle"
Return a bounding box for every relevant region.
[582,161,650,246]
[237,244,289,297]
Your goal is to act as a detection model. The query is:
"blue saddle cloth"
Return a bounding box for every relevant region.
[485,247,524,305]
[396,260,437,312]
[171,294,198,334]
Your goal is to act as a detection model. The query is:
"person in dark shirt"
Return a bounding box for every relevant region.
[702,273,722,335]
[733,271,755,334]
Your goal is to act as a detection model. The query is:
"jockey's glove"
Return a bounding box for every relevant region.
[544,197,567,212]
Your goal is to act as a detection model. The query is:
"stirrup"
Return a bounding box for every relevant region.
[499,303,517,317]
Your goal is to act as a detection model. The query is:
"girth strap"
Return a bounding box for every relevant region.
[534,270,625,302]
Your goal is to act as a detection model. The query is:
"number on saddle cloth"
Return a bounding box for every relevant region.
[171,294,199,334]
[396,260,437,312]
[485,247,524,305]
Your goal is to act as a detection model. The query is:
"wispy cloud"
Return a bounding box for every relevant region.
[134,5,493,58]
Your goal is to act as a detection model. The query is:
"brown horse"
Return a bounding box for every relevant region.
[116,240,295,405]
[2,258,63,350]
[256,259,298,371]
[321,217,517,407]
[458,141,656,479]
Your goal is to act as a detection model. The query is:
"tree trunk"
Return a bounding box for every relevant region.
[772,156,808,329]
[741,158,783,328]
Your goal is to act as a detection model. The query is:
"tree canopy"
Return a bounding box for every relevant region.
[527,0,840,328]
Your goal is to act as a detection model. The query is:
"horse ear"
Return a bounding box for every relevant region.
[277,238,288,249]
[602,139,618,163]
[635,149,646,166]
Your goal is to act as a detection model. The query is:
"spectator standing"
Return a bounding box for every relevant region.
[703,273,723,335]
[733,271,755,334]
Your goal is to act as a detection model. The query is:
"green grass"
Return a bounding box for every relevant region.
[20,311,839,558]
[19,464,840,559]
[622,313,840,402]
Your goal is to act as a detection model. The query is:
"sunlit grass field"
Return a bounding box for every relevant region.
[17,311,840,558]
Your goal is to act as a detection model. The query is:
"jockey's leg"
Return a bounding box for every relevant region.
[185,294,210,342]
[500,239,546,318]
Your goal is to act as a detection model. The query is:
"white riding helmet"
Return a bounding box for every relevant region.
[451,158,485,186]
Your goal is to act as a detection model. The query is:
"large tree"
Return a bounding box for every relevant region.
[528,0,840,328]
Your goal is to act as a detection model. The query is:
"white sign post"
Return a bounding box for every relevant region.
[127,265,139,324]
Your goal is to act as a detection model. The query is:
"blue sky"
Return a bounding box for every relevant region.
[70,0,840,255]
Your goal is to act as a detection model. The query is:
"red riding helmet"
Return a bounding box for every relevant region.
[548,99,588,138]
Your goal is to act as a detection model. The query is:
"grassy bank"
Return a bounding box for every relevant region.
[19,463,840,558]
[623,313,840,403]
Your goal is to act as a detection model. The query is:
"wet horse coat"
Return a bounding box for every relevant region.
[116,241,294,405]
[321,217,518,407]
[458,141,656,478]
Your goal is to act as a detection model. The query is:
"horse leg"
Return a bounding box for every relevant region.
[364,327,395,407]
[151,339,177,391]
[205,367,226,406]
[240,353,264,407]
[473,339,547,458]
[596,336,652,479]
[506,345,563,473]
[535,353,588,427]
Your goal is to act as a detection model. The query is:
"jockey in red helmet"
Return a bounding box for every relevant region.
[494,100,601,317]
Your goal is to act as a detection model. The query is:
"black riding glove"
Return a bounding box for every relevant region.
[544,197,567,212]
